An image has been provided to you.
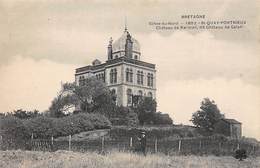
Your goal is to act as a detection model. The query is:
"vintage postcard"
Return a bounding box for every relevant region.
[0,0,259,167]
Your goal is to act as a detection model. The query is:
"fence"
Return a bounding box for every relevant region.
[1,135,259,156]
[27,136,260,156]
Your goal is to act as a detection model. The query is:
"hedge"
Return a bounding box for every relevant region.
[1,113,111,140]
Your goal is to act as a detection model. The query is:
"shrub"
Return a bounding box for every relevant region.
[110,106,139,126]
[23,116,55,138]
[0,116,29,149]
[235,149,247,161]
[87,113,111,129]
[1,113,111,143]
[153,112,173,125]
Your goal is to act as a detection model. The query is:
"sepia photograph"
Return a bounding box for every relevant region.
[0,0,259,167]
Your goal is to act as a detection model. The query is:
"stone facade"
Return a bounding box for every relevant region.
[75,29,156,107]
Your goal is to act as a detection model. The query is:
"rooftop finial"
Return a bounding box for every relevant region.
[109,37,113,45]
[124,16,128,32]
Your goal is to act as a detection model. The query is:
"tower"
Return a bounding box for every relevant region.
[125,32,133,59]
[107,37,113,60]
[75,27,156,107]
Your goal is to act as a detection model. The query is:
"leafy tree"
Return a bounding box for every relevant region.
[12,109,42,119]
[235,149,247,161]
[153,112,173,125]
[49,93,77,117]
[134,97,157,125]
[0,116,30,149]
[23,116,54,138]
[109,106,139,126]
[49,77,115,117]
[190,98,224,132]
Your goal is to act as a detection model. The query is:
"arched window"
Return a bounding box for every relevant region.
[111,89,117,103]
[110,69,113,84]
[138,90,143,96]
[79,76,85,86]
[126,68,133,83]
[127,89,132,105]
[147,73,154,87]
[126,68,130,82]
[110,68,117,84]
[129,69,133,82]
[140,71,143,85]
[101,73,105,82]
[137,70,144,85]
[148,92,153,98]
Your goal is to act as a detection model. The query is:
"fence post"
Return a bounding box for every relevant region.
[101,136,105,152]
[51,136,54,145]
[130,137,133,148]
[155,138,158,153]
[178,139,182,152]
[69,135,71,151]
[31,133,34,151]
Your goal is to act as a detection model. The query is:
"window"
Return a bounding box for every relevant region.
[126,68,129,82]
[137,71,140,84]
[101,73,105,82]
[111,89,117,103]
[147,73,154,87]
[126,68,133,83]
[110,69,117,84]
[137,70,144,85]
[96,73,105,82]
[79,76,85,86]
[130,69,133,82]
[148,92,153,98]
[134,55,138,60]
[115,55,118,59]
[127,89,132,105]
[138,90,143,96]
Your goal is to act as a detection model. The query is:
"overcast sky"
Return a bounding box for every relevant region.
[0,0,259,139]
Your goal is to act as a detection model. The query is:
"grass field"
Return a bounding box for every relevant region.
[0,150,259,168]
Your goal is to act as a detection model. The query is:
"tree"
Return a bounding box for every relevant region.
[109,106,139,126]
[0,116,29,149]
[153,112,173,125]
[49,77,115,117]
[48,93,77,117]
[190,98,224,132]
[235,149,247,161]
[12,109,42,119]
[134,97,157,125]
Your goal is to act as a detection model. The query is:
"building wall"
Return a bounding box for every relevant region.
[214,120,242,139]
[230,123,242,139]
[214,120,230,136]
[75,61,156,107]
[105,64,123,85]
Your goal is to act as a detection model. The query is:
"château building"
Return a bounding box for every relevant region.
[75,28,156,106]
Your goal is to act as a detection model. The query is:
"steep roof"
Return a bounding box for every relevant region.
[112,30,140,53]
[221,118,241,124]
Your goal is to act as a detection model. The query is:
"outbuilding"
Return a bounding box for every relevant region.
[214,118,242,139]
